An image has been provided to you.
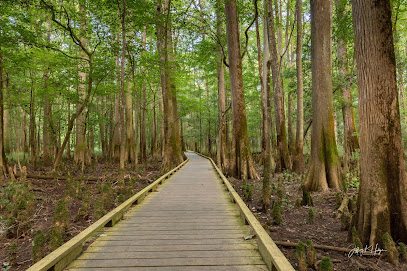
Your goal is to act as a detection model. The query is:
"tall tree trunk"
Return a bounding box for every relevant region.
[29,70,36,165]
[335,0,359,166]
[112,53,121,162]
[293,0,305,174]
[119,0,127,171]
[351,0,407,247]
[74,4,88,171]
[267,0,291,172]
[303,0,341,191]
[3,74,9,155]
[216,1,227,170]
[255,0,272,208]
[140,29,147,163]
[156,0,183,171]
[0,47,8,177]
[225,0,258,180]
[43,16,52,166]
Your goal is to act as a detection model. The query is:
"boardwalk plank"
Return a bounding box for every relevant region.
[66,152,268,271]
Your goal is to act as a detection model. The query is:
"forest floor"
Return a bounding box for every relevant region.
[0,158,162,271]
[231,171,407,271]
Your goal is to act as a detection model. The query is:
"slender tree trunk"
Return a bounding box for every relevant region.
[267,0,291,172]
[0,47,8,177]
[351,0,407,247]
[293,0,305,174]
[216,1,227,170]
[119,0,127,171]
[29,70,36,165]
[225,0,258,180]
[43,16,52,166]
[74,5,88,171]
[156,0,183,171]
[140,29,147,163]
[3,74,9,155]
[303,0,341,191]
[335,0,359,164]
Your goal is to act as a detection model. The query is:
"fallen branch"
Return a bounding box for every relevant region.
[274,241,380,257]
[14,174,109,182]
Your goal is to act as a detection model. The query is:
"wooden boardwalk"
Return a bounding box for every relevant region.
[66,152,268,271]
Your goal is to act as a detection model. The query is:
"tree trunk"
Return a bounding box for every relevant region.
[225,0,258,180]
[303,0,341,191]
[43,16,52,166]
[293,0,305,174]
[351,0,407,247]
[74,5,88,170]
[140,29,147,163]
[335,0,359,164]
[119,0,127,171]
[29,70,36,165]
[267,0,291,172]
[156,0,183,171]
[216,1,227,171]
[0,47,8,177]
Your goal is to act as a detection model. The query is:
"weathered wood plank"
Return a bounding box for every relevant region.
[88,239,256,246]
[67,265,269,271]
[87,243,259,252]
[68,257,265,268]
[77,250,261,259]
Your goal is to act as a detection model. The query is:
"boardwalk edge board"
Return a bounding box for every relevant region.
[26,158,189,271]
[194,151,295,271]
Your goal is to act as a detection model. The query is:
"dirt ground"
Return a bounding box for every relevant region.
[231,171,407,271]
[0,158,161,271]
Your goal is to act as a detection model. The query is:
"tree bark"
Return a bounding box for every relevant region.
[74,4,89,171]
[119,0,127,171]
[335,0,359,164]
[303,0,341,191]
[43,16,53,166]
[156,0,183,171]
[267,0,291,172]
[293,0,305,174]
[0,47,8,177]
[216,1,227,171]
[351,0,407,246]
[225,0,258,180]
[140,29,147,163]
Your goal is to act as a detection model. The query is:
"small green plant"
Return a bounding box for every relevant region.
[271,200,283,225]
[382,232,399,264]
[77,189,91,221]
[8,243,18,266]
[294,198,302,207]
[75,181,83,199]
[301,189,313,206]
[306,240,317,267]
[307,208,315,224]
[117,194,125,204]
[102,182,114,210]
[65,176,75,198]
[319,257,333,271]
[351,227,363,249]
[49,224,63,250]
[242,181,253,201]
[2,182,34,238]
[32,230,46,262]
[49,199,69,250]
[94,197,105,220]
[399,242,407,262]
[296,241,307,271]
